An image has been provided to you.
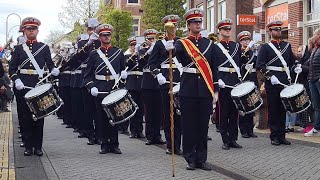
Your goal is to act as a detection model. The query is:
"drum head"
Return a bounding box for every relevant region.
[102,89,128,105]
[280,84,304,98]
[172,84,180,94]
[25,84,52,98]
[231,81,255,97]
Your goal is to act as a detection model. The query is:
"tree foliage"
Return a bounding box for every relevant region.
[97,6,133,50]
[58,0,100,29]
[45,30,66,44]
[66,21,87,42]
[142,0,186,36]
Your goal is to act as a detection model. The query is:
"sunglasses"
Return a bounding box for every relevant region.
[222,27,232,31]
[25,27,38,31]
[100,33,111,37]
[270,28,282,31]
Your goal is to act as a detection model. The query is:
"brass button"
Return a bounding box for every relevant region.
[198,76,201,79]
[173,70,175,72]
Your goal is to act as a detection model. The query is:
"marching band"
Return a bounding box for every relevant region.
[7,7,316,171]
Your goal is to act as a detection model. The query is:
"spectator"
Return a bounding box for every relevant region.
[0,63,11,112]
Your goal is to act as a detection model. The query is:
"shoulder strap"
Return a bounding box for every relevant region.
[268,42,291,80]
[22,43,45,78]
[97,49,117,78]
[216,43,241,78]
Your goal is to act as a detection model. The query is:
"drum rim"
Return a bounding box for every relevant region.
[287,101,311,114]
[280,84,305,98]
[24,83,53,99]
[231,81,256,97]
[243,99,263,114]
[102,89,128,105]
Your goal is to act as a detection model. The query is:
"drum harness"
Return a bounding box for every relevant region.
[96,48,122,80]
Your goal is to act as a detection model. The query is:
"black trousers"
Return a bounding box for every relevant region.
[180,96,211,164]
[129,90,144,134]
[161,89,181,150]
[15,89,44,150]
[266,85,286,141]
[14,88,24,143]
[59,86,72,126]
[70,87,83,130]
[143,89,162,141]
[54,85,63,118]
[94,96,119,149]
[81,88,96,139]
[216,88,239,144]
[239,113,254,135]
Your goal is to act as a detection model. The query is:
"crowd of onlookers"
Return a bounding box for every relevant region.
[0,46,13,112]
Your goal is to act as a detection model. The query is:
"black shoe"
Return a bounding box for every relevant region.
[118,130,124,134]
[136,132,145,138]
[66,125,72,128]
[87,139,96,145]
[186,163,196,170]
[18,129,21,133]
[34,149,43,156]
[61,122,66,125]
[207,136,212,141]
[99,148,108,154]
[154,138,166,144]
[279,138,291,145]
[57,116,63,119]
[165,149,172,155]
[222,143,230,150]
[73,129,78,133]
[242,133,250,138]
[145,140,153,145]
[248,132,258,138]
[123,130,130,135]
[20,143,25,147]
[289,128,294,132]
[216,128,220,133]
[271,139,281,146]
[24,149,32,156]
[19,134,22,138]
[97,140,103,145]
[110,148,122,154]
[229,141,242,148]
[78,133,86,138]
[175,149,183,155]
[129,133,137,138]
[197,163,212,171]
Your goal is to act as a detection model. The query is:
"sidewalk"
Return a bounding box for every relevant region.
[10,102,320,180]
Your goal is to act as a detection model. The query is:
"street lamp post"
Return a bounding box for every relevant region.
[6,13,21,43]
[7,25,21,41]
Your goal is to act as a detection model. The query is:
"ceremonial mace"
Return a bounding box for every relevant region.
[164,21,176,177]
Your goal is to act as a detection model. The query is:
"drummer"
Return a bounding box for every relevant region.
[9,17,60,156]
[237,31,258,138]
[84,24,127,154]
[214,19,243,150]
[256,20,295,146]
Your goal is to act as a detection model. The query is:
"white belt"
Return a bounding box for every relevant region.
[143,69,151,73]
[95,74,119,81]
[71,70,82,74]
[183,67,200,74]
[81,64,87,68]
[127,71,143,76]
[161,64,177,69]
[266,66,286,72]
[20,69,38,75]
[62,71,71,74]
[218,67,236,73]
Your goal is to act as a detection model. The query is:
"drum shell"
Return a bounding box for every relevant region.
[101,90,138,125]
[24,84,63,120]
[280,88,311,113]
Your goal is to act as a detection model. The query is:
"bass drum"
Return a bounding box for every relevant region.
[24,83,63,120]
[101,89,138,126]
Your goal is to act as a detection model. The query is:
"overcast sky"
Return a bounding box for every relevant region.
[0,0,69,46]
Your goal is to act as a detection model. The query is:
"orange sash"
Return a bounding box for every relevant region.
[180,38,215,97]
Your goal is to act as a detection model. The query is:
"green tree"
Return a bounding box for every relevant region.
[66,21,87,42]
[97,7,133,50]
[142,0,186,36]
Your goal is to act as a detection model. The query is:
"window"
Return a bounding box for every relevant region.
[306,0,320,21]
[218,0,226,21]
[196,3,204,29]
[128,0,138,4]
[306,24,320,42]
[131,18,140,36]
[207,0,215,32]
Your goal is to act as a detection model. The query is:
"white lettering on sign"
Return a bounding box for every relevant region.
[240,17,256,23]
[267,12,288,23]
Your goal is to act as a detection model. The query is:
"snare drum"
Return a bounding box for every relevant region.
[230,81,263,114]
[172,83,181,115]
[101,89,138,126]
[280,84,311,113]
[24,83,63,120]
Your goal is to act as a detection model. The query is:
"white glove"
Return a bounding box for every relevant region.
[245,64,253,71]
[248,40,256,49]
[88,34,98,45]
[120,70,128,79]
[15,79,24,90]
[51,68,60,76]
[270,75,280,85]
[218,79,225,88]
[239,110,245,116]
[156,73,166,85]
[165,40,175,51]
[90,87,99,97]
[213,92,219,106]
[294,64,302,74]
[146,42,155,54]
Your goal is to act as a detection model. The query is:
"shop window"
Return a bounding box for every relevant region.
[131,18,140,36]
[218,0,226,21]
[207,0,215,32]
[128,0,139,4]
[306,0,320,21]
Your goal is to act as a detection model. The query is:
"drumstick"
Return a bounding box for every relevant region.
[97,91,109,94]
[278,82,288,87]
[37,66,62,85]
[242,63,254,81]
[24,86,34,89]
[213,82,234,88]
[165,81,179,85]
[294,72,300,84]
[112,67,129,89]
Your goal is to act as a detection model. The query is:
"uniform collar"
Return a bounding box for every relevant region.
[100,45,112,52]
[26,39,37,45]
[188,33,202,40]
[164,35,177,41]
[270,39,282,44]
[220,39,232,44]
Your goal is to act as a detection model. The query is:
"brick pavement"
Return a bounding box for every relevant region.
[11,102,320,180]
